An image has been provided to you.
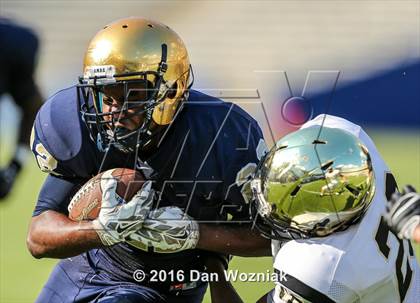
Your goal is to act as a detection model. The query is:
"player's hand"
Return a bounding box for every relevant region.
[127,206,199,253]
[0,160,22,199]
[385,185,420,240]
[93,171,154,246]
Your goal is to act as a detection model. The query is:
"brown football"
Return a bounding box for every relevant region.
[68,168,145,221]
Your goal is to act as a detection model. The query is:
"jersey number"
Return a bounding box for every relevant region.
[374,173,414,302]
[34,142,58,173]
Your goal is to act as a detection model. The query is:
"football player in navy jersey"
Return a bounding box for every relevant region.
[0,19,43,199]
[27,17,270,302]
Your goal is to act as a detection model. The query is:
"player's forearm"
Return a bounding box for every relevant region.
[205,258,243,303]
[197,224,271,257]
[27,210,103,259]
[209,279,243,303]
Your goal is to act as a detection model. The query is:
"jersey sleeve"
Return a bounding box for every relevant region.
[29,87,93,178]
[222,114,267,222]
[33,174,81,216]
[272,238,359,303]
[29,88,92,215]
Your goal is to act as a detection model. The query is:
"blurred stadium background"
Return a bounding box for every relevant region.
[0,1,419,302]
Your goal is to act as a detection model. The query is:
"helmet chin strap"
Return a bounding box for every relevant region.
[111,120,154,153]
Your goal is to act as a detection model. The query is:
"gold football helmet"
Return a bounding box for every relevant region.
[251,126,375,239]
[78,17,191,152]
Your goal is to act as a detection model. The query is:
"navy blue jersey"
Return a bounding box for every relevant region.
[0,19,39,106]
[31,86,265,284]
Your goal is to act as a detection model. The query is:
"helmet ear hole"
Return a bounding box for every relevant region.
[166,81,178,99]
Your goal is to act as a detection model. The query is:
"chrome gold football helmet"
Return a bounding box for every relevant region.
[251,126,375,239]
[78,17,191,153]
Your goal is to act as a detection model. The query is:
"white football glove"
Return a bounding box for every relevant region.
[126,206,200,253]
[386,185,420,240]
[93,170,154,246]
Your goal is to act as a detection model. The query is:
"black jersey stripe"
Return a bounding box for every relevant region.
[275,269,336,303]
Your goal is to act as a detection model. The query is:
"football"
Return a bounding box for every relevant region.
[68,168,145,221]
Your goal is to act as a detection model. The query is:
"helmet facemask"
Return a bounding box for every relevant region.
[250,160,311,241]
[78,44,192,153]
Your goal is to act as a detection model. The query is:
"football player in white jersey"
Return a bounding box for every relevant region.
[251,114,420,303]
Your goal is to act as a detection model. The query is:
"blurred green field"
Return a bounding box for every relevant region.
[0,129,419,302]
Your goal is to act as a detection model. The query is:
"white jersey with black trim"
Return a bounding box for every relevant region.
[268,115,420,303]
